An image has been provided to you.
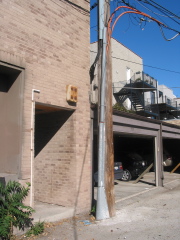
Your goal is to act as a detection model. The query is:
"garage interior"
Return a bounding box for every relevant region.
[92,109,180,202]
[114,134,155,184]
[163,138,180,174]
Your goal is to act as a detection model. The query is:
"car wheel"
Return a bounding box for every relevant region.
[121,169,132,181]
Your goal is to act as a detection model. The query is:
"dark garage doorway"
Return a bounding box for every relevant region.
[92,133,157,203]
[114,133,156,199]
[163,139,180,174]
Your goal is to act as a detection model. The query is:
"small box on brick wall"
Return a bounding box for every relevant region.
[66,85,78,103]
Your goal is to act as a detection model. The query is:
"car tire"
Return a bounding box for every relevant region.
[121,169,132,181]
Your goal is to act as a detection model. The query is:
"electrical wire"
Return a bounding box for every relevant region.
[114,86,180,90]
[90,40,103,82]
[134,0,179,19]
[90,2,98,11]
[120,0,180,31]
[51,0,89,20]
[147,0,180,19]
[90,50,180,75]
[59,0,89,15]
[158,24,180,41]
[91,25,98,29]
[106,5,165,53]
[113,55,180,74]
[139,0,180,27]
[133,0,180,32]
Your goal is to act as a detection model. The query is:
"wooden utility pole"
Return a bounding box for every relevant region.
[104,2,115,217]
[96,0,115,220]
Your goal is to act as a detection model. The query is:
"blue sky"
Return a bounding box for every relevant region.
[90,0,180,97]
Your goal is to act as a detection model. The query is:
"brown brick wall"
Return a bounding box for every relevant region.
[0,0,91,212]
[34,111,76,207]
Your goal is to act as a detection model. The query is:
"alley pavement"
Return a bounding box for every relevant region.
[14,171,180,239]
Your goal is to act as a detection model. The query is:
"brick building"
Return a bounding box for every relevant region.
[0,0,91,213]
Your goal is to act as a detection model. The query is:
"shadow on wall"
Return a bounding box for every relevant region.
[0,64,21,92]
[35,109,74,157]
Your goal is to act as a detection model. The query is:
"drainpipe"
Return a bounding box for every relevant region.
[30,89,40,207]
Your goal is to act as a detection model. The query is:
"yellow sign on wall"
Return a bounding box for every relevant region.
[66,85,78,103]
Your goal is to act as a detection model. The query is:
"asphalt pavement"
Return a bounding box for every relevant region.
[14,171,180,240]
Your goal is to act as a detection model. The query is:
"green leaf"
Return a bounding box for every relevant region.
[0,180,34,239]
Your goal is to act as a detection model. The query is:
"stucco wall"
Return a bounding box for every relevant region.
[158,85,176,99]
[90,38,143,105]
[111,38,143,85]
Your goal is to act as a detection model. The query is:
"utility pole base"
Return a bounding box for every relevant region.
[96,186,110,220]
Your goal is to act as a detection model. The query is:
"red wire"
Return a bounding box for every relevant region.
[106,6,165,53]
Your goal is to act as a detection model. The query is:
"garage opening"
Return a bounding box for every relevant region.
[163,139,180,182]
[0,63,23,184]
[113,134,156,199]
[93,133,157,201]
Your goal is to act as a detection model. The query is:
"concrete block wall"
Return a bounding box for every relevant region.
[0,0,91,213]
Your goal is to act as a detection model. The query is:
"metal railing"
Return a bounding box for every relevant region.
[131,72,157,88]
[144,100,159,114]
[158,96,177,108]
[146,96,178,109]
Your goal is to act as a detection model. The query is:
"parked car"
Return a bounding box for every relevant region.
[121,152,147,181]
[94,162,124,185]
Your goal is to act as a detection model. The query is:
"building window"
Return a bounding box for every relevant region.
[159,91,163,98]
[126,67,131,83]
[167,98,171,105]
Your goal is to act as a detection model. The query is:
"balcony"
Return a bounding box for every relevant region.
[113,72,158,118]
[113,72,180,120]
[131,72,157,90]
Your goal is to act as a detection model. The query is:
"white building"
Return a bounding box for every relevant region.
[90,38,179,120]
[90,38,143,106]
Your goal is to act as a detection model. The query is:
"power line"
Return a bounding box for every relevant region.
[51,0,89,21]
[112,56,180,74]
[146,0,180,20]
[118,0,180,34]
[134,0,179,19]
[138,0,180,31]
[158,24,180,41]
[59,0,89,15]
[90,2,98,11]
[90,50,180,74]
[113,86,180,89]
[91,25,98,29]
